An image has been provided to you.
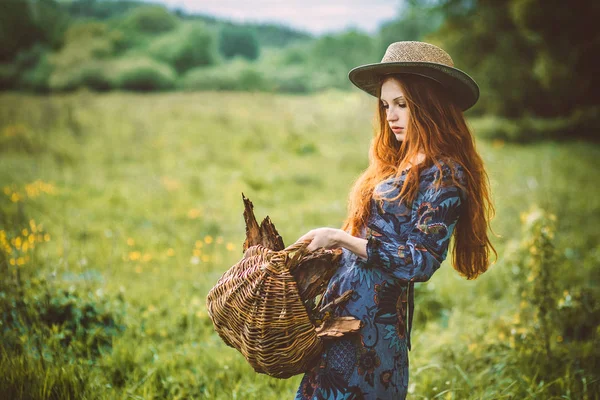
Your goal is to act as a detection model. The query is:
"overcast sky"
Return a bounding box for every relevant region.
[146,0,404,35]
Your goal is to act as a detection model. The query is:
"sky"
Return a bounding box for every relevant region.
[146,0,404,35]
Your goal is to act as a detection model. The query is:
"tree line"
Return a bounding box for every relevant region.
[0,0,597,140]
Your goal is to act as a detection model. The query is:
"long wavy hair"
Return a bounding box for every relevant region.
[341,73,497,279]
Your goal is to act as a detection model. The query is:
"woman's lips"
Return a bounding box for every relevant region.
[391,127,404,132]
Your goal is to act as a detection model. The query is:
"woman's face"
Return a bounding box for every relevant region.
[380,77,409,142]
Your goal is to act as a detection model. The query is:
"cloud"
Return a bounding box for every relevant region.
[146,0,402,35]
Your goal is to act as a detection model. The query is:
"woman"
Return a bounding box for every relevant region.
[293,41,497,399]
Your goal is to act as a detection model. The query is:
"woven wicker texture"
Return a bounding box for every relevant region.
[381,41,454,66]
[206,239,361,379]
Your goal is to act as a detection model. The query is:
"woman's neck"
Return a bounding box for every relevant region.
[403,151,426,172]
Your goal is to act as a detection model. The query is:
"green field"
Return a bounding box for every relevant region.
[1,91,598,399]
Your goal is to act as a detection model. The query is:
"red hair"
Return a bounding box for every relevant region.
[341,74,497,279]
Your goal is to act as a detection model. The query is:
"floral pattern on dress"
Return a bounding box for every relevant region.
[295,160,467,400]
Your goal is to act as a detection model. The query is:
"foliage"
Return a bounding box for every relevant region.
[427,0,600,127]
[16,45,54,92]
[509,0,600,114]
[109,57,176,91]
[0,275,126,361]
[0,0,69,62]
[377,2,445,57]
[243,23,312,48]
[149,24,219,73]
[47,21,123,91]
[515,206,559,357]
[218,25,261,61]
[64,0,143,20]
[469,106,600,143]
[120,4,178,35]
[180,59,269,91]
[0,92,599,398]
[0,0,598,144]
[310,30,379,73]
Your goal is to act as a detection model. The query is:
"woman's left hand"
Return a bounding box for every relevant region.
[295,228,344,252]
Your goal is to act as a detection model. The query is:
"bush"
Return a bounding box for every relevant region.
[148,24,218,73]
[470,107,600,143]
[49,61,112,92]
[269,66,311,93]
[17,48,53,92]
[122,5,178,35]
[110,57,176,91]
[180,59,270,91]
[218,26,260,61]
[0,62,18,90]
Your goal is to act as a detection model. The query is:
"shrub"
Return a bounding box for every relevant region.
[49,61,112,92]
[0,62,18,90]
[122,5,178,35]
[110,57,176,91]
[470,107,600,143]
[218,26,260,61]
[148,24,218,73]
[18,52,53,93]
[179,59,270,91]
[269,66,311,93]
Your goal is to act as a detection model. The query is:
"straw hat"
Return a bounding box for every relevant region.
[348,41,479,111]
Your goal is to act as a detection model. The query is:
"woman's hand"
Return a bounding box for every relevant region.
[296,228,368,259]
[295,228,344,252]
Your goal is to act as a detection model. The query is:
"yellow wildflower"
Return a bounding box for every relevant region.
[187,208,202,219]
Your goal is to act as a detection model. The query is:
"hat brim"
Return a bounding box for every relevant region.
[348,62,479,111]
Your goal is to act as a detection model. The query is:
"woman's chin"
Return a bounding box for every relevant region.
[395,133,406,142]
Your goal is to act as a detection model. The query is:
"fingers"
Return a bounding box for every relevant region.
[296,230,321,252]
[307,238,323,252]
[296,231,314,245]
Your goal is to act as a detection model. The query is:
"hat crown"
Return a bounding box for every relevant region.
[381,41,454,67]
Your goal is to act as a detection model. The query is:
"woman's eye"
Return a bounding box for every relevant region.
[382,103,406,109]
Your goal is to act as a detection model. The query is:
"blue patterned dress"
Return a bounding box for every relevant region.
[295,160,467,400]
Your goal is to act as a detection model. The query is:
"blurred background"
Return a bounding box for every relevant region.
[1,0,599,399]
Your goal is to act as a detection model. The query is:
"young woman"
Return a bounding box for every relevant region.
[294,41,497,399]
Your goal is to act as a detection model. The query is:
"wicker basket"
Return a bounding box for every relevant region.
[206,239,361,379]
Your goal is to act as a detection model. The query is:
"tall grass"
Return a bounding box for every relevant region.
[0,90,598,399]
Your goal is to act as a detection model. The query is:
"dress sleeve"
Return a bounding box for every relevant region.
[364,165,466,282]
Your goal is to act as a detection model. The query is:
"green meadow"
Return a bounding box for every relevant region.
[1,90,598,399]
